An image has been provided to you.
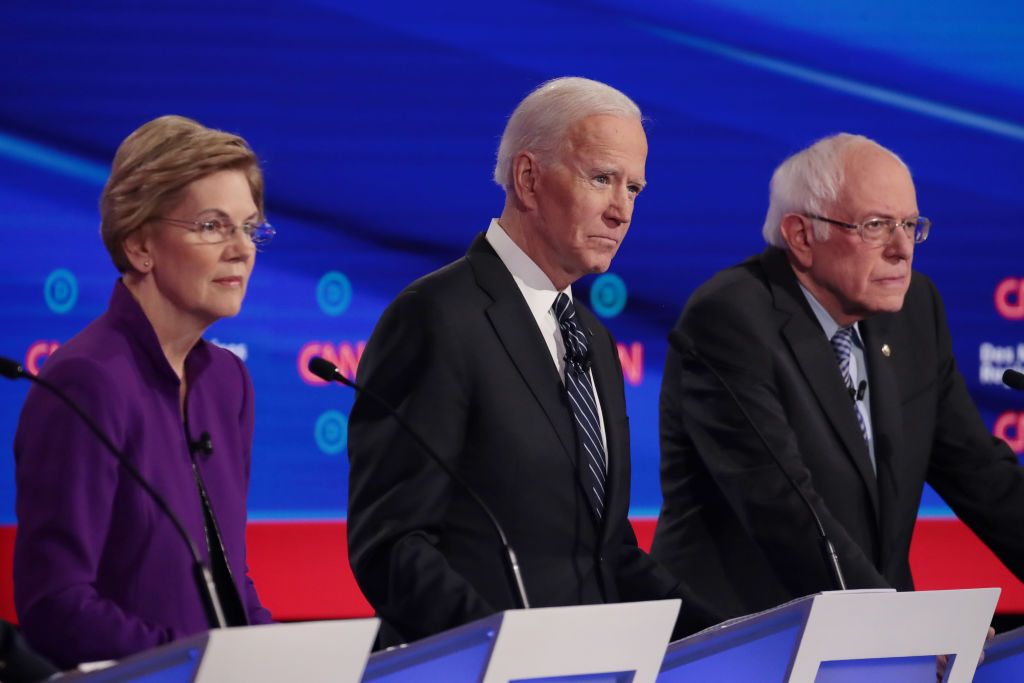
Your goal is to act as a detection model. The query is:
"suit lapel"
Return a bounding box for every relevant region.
[465,235,578,466]
[763,249,881,519]
[861,314,904,561]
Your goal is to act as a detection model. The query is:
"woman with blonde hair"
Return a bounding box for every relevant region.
[14,115,273,668]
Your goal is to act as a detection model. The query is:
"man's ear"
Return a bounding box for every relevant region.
[511,151,540,210]
[780,213,814,269]
[122,228,153,274]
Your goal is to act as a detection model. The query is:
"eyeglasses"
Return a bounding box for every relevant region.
[155,216,276,247]
[804,213,930,246]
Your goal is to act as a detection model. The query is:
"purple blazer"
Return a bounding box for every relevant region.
[14,282,271,668]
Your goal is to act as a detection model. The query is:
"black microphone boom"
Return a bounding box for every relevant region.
[667,332,848,592]
[308,355,531,609]
[0,355,228,629]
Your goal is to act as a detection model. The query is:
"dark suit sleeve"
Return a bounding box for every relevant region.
[594,327,724,635]
[668,292,889,597]
[922,279,1024,579]
[615,519,724,636]
[347,289,494,642]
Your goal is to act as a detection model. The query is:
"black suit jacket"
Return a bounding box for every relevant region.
[651,247,1024,619]
[348,235,703,647]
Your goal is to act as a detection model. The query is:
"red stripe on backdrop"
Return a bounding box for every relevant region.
[1,518,1022,623]
[0,525,11,621]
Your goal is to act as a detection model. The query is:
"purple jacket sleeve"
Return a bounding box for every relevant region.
[13,357,179,667]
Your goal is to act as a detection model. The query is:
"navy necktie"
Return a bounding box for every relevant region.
[554,293,606,521]
[830,326,868,443]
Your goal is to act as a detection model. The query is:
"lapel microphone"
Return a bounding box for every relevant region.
[848,380,867,402]
[563,351,591,373]
[190,432,214,457]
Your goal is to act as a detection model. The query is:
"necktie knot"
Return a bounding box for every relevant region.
[555,293,589,370]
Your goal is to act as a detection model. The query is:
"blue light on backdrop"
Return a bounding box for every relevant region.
[1,1,1022,524]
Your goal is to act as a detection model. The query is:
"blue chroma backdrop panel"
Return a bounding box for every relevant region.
[1,1,1023,523]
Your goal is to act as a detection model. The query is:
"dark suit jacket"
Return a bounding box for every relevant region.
[347,234,703,647]
[651,247,1024,619]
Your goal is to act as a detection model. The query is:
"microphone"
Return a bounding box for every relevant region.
[563,351,591,373]
[667,333,848,592]
[190,432,214,457]
[0,355,228,629]
[0,356,23,380]
[1003,369,1024,391]
[307,356,531,609]
[848,380,867,402]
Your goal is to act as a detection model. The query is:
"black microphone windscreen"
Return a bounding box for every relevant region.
[1003,369,1024,391]
[307,356,339,383]
[856,380,867,401]
[0,356,25,380]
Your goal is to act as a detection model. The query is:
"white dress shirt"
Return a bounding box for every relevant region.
[485,219,608,458]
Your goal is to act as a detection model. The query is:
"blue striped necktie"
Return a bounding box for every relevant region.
[830,326,868,442]
[554,293,606,521]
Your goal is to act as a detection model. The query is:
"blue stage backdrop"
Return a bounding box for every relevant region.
[2,1,1023,526]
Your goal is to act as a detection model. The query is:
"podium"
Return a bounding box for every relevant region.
[58,619,380,683]
[658,589,999,683]
[975,626,1024,682]
[362,600,680,682]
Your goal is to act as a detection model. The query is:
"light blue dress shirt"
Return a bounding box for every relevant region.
[798,285,876,473]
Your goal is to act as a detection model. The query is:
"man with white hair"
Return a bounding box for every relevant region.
[651,133,1024,618]
[348,77,715,647]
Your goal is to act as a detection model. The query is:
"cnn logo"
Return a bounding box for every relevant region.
[993,411,1024,454]
[994,278,1024,319]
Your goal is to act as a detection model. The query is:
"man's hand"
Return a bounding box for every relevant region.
[936,626,995,681]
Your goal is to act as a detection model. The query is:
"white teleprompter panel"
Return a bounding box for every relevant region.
[787,588,999,683]
[481,600,680,683]
[63,618,380,683]
[194,619,380,683]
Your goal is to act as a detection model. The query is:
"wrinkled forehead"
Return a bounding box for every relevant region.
[835,143,917,218]
[560,114,648,161]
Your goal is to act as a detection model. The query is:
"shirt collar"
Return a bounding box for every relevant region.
[798,283,863,345]
[107,279,211,385]
[485,218,571,317]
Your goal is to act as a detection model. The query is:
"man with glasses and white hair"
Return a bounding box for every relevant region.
[651,133,1024,619]
[347,76,718,648]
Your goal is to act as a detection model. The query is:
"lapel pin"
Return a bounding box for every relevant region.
[881,344,891,358]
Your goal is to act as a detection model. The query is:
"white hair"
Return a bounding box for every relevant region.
[761,133,908,248]
[493,76,642,191]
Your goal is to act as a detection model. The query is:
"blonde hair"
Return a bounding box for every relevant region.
[100,115,263,272]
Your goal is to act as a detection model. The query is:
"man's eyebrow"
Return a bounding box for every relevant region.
[590,167,647,188]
